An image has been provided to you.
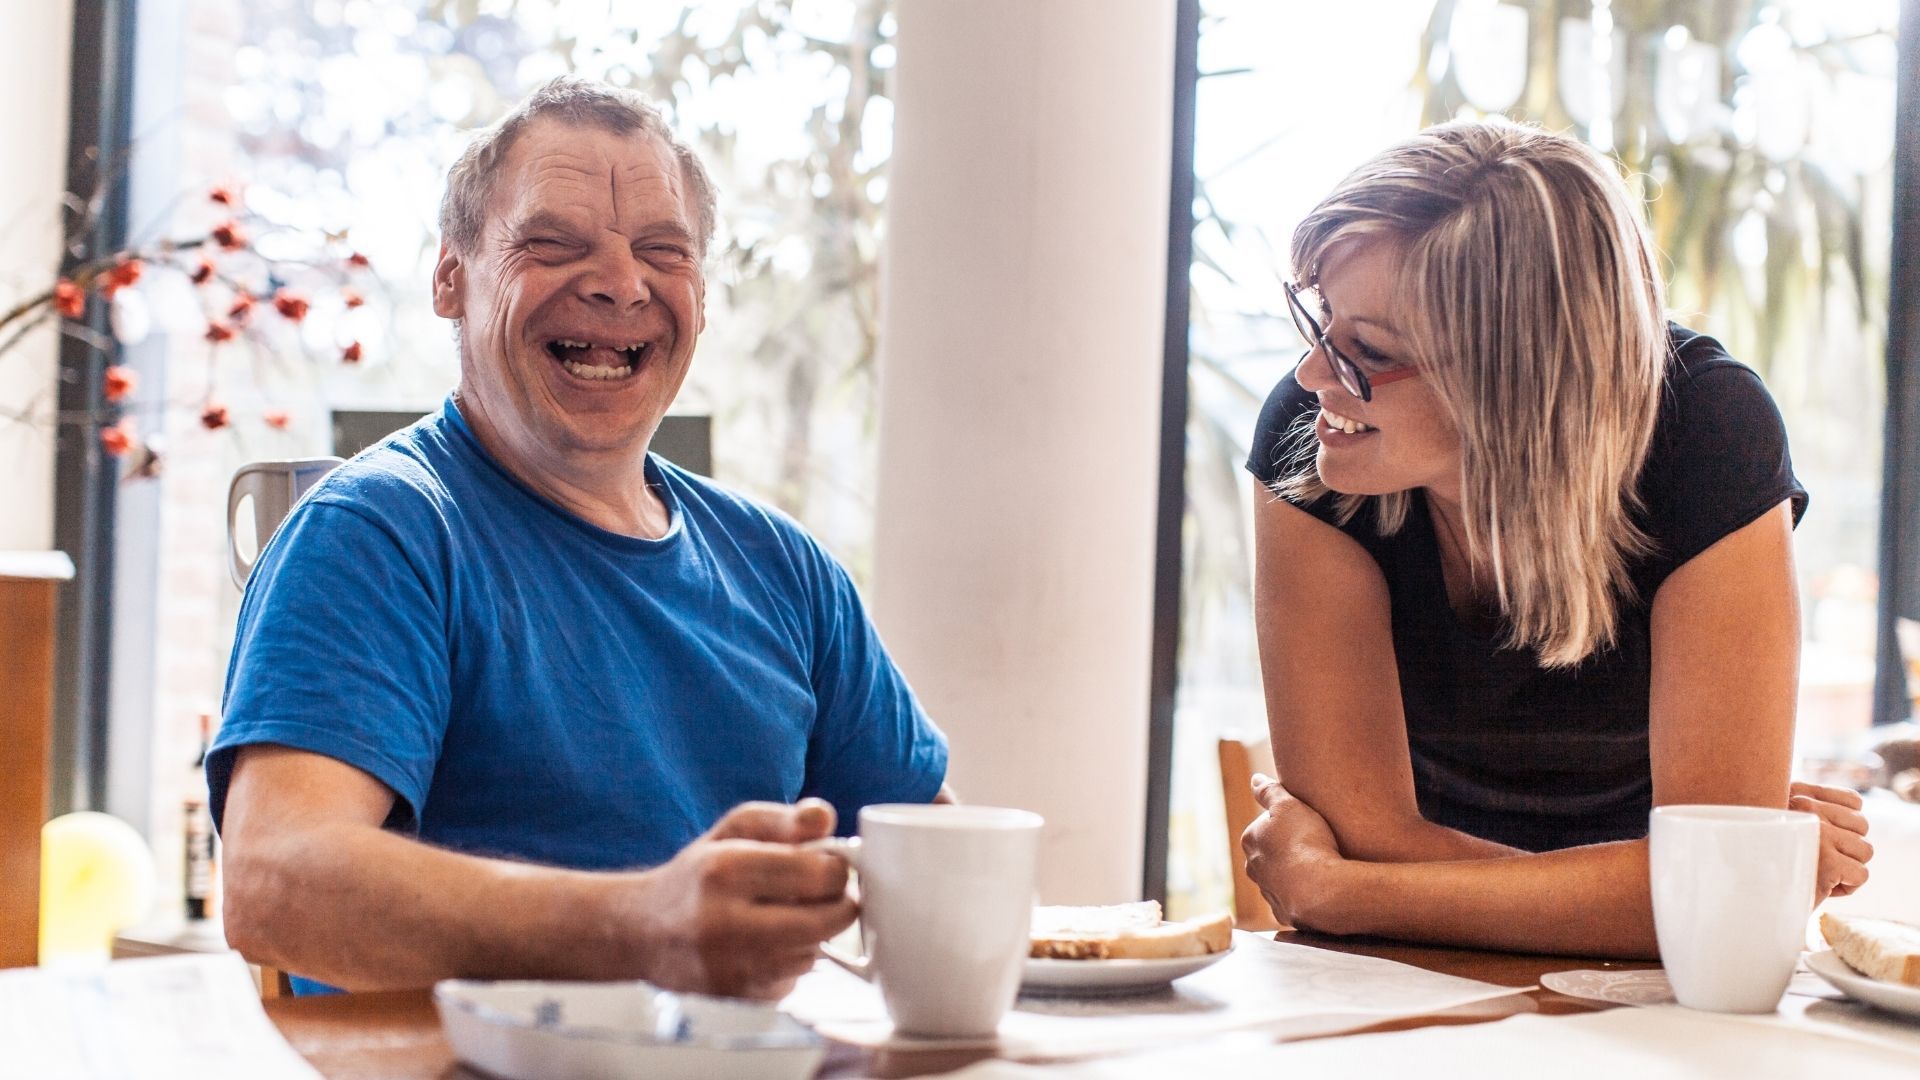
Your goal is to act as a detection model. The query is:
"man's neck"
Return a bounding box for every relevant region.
[455,391,673,540]
[520,456,673,540]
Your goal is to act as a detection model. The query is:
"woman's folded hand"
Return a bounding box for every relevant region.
[1789,780,1873,901]
[1240,774,1348,932]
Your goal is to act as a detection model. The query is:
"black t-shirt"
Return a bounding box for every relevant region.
[1244,325,1808,851]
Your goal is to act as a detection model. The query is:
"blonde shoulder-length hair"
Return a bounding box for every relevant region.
[1277,118,1668,668]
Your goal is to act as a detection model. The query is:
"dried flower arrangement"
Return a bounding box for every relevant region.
[1,180,374,479]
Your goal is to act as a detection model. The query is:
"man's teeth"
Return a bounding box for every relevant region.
[1321,408,1375,435]
[551,339,644,380]
[553,339,645,351]
[563,359,636,380]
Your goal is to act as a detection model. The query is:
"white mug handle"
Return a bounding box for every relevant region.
[805,836,872,981]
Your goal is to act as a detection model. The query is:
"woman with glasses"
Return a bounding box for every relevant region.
[1239,119,1871,957]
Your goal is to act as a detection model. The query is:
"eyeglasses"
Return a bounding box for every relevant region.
[1283,280,1419,402]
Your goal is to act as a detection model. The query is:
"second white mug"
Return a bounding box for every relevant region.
[1649,804,1819,1013]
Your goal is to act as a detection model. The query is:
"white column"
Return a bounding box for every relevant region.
[0,2,75,551]
[873,0,1177,904]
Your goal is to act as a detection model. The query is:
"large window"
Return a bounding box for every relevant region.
[1169,0,1904,918]
[113,0,894,904]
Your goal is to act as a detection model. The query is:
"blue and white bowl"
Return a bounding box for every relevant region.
[434,979,827,1080]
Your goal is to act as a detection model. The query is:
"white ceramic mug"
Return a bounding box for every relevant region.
[812,804,1042,1038]
[1649,804,1820,1013]
[227,457,343,589]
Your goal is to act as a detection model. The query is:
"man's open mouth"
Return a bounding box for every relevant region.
[544,339,650,381]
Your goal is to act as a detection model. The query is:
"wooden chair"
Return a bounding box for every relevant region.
[258,964,294,998]
[1216,733,1282,931]
[114,923,294,998]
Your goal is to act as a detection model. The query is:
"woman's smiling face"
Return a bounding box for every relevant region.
[1295,240,1462,501]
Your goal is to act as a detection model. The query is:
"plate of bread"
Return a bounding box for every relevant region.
[1024,901,1234,996]
[1808,912,1920,1019]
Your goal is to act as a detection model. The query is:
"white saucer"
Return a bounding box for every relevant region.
[1019,944,1232,997]
[1806,950,1920,1019]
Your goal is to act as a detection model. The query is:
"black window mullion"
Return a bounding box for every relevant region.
[1874,0,1920,728]
[1143,0,1202,906]
[49,0,138,814]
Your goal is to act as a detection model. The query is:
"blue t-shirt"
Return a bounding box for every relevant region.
[211,396,947,876]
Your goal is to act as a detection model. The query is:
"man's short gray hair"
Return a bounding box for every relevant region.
[438,76,718,256]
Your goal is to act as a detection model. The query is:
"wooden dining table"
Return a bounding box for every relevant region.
[263,931,1653,1079]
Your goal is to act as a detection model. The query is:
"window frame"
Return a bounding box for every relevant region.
[49,0,139,816]
[1873,0,1920,727]
[1142,0,1203,907]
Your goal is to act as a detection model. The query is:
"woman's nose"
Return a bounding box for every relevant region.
[1292,343,1335,393]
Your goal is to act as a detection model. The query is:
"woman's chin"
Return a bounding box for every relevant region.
[1315,457,1406,498]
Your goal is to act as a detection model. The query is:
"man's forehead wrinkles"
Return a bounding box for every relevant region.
[607,163,684,210]
[494,131,693,240]
[615,157,678,186]
[507,173,602,223]
[608,175,689,231]
[520,156,606,184]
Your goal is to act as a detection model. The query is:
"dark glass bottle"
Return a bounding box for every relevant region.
[184,713,217,921]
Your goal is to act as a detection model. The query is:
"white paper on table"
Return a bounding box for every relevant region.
[0,951,322,1080]
[941,1005,1920,1079]
[781,929,1530,1059]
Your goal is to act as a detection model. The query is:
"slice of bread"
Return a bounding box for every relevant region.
[1820,912,1920,987]
[1030,901,1233,960]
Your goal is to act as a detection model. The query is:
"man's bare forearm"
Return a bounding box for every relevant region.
[224,822,642,991]
[1311,839,1657,958]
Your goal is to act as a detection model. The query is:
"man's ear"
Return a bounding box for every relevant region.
[432,243,466,320]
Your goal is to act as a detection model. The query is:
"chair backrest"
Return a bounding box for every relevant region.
[1216,732,1282,931]
[257,963,294,998]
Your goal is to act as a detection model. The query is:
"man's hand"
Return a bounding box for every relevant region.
[1240,774,1347,932]
[626,798,857,1000]
[1789,780,1873,901]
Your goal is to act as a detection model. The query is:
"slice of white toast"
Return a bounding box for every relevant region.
[1820,912,1920,987]
[1030,901,1233,960]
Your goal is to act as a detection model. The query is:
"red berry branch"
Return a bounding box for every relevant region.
[0,180,380,477]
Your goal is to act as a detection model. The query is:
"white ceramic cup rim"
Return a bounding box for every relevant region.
[1651,805,1820,828]
[858,804,1043,831]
